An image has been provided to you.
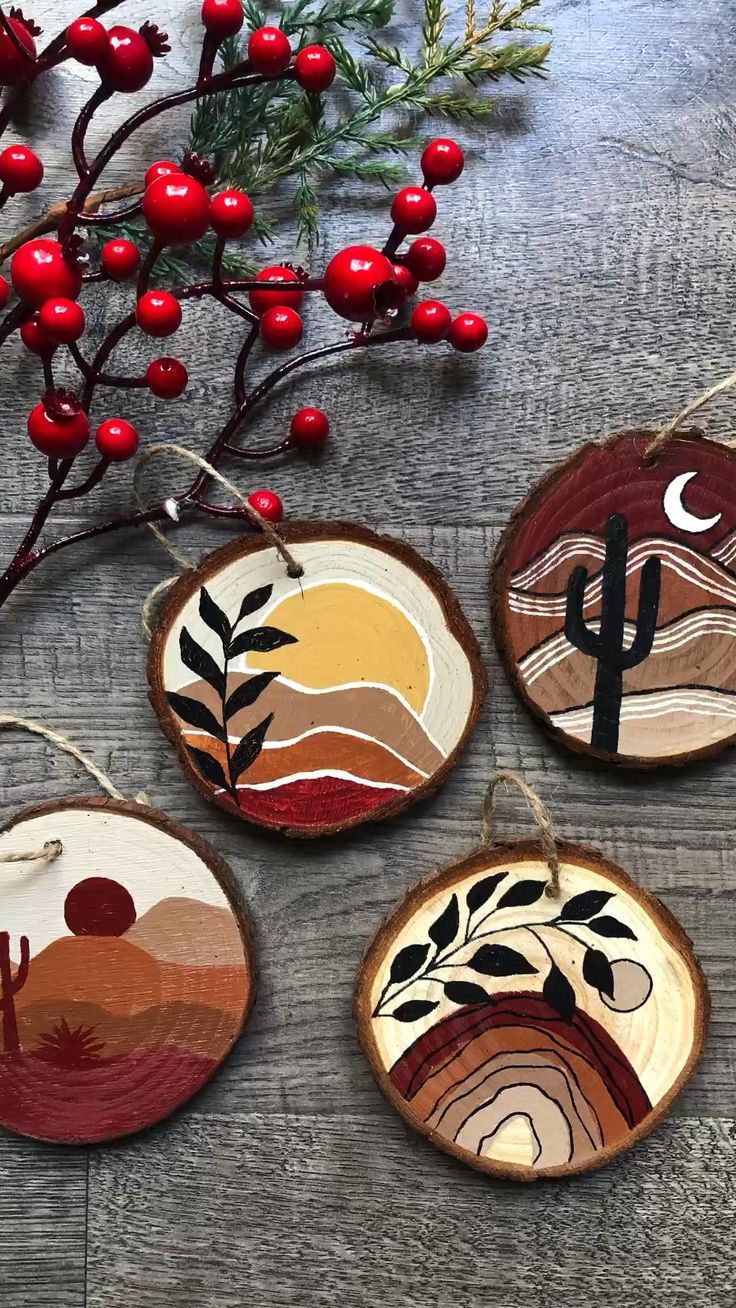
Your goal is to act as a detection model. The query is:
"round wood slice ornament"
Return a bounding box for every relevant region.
[148,523,487,837]
[492,430,736,766]
[355,778,709,1180]
[0,796,255,1145]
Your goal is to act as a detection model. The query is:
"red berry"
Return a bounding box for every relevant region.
[260,305,303,351]
[247,26,291,75]
[210,189,254,239]
[248,488,283,522]
[0,144,43,193]
[404,236,446,283]
[144,159,181,189]
[28,401,90,458]
[449,311,488,353]
[323,244,397,322]
[101,238,140,281]
[294,45,336,93]
[421,138,464,186]
[411,300,452,344]
[39,297,86,345]
[0,275,9,310]
[0,17,36,85]
[136,290,182,337]
[66,17,109,66]
[392,263,419,297]
[201,0,244,38]
[147,356,188,398]
[248,265,303,316]
[99,26,154,93]
[20,314,55,355]
[290,407,329,449]
[95,417,140,462]
[143,174,210,245]
[10,239,82,307]
[390,186,437,234]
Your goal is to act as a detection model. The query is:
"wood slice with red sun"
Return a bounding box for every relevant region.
[492,431,736,766]
[0,797,255,1145]
[148,523,487,836]
[355,841,709,1180]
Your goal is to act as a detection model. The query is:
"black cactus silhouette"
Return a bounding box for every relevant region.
[565,512,661,753]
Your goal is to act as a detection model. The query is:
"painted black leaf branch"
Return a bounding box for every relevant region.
[167,583,297,802]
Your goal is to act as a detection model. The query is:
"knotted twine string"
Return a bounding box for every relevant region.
[479,769,561,899]
[133,443,304,640]
[644,365,736,463]
[0,714,149,868]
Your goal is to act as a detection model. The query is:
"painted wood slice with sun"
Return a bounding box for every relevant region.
[0,797,254,1144]
[148,524,487,836]
[355,841,708,1180]
[492,431,736,765]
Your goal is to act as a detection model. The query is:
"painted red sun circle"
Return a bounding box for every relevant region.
[64,877,136,937]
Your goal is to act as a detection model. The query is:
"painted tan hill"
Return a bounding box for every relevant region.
[551,688,736,757]
[175,675,444,775]
[125,897,246,968]
[519,609,736,714]
[16,998,243,1060]
[507,537,736,661]
[187,730,424,790]
[16,937,249,1018]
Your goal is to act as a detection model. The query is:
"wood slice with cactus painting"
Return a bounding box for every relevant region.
[0,797,254,1145]
[492,431,736,766]
[355,841,708,1179]
[148,524,486,836]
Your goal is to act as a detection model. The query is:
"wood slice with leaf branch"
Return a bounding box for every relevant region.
[355,840,708,1180]
[492,431,736,767]
[148,523,486,836]
[0,797,255,1145]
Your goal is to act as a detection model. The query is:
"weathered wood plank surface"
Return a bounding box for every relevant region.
[0,0,735,1303]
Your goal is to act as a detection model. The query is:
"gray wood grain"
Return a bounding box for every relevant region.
[0,0,735,1303]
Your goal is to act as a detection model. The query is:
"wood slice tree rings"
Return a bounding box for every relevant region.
[148,523,487,836]
[0,797,255,1145]
[355,841,708,1180]
[492,431,736,766]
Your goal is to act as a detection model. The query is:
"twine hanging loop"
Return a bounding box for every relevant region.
[480,769,561,898]
[644,366,736,463]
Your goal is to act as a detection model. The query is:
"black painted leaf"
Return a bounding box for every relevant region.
[582,948,615,998]
[558,890,613,922]
[166,692,226,742]
[466,871,508,914]
[391,999,438,1023]
[228,627,298,658]
[389,943,430,984]
[224,672,279,720]
[238,584,273,622]
[587,915,637,940]
[444,980,491,1006]
[186,745,229,791]
[179,627,225,697]
[428,893,459,949]
[198,586,231,645]
[469,943,538,977]
[231,713,273,779]
[543,963,576,1022]
[496,879,547,910]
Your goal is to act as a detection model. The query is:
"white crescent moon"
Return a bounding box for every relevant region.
[662,471,722,534]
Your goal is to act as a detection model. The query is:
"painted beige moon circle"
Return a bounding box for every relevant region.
[0,798,254,1145]
[148,524,486,836]
[355,842,708,1180]
[492,431,736,765]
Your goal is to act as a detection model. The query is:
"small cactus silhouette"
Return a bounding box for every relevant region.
[565,512,661,753]
[0,930,29,1054]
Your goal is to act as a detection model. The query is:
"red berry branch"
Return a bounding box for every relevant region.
[0,1,489,613]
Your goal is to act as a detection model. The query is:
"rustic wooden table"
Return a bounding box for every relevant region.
[0,1,733,1304]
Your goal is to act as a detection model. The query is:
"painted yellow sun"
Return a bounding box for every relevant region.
[248,581,431,710]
